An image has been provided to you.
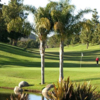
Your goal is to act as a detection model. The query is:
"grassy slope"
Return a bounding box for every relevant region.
[0,43,100,93]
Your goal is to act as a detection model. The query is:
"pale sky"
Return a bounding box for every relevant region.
[1,0,100,22]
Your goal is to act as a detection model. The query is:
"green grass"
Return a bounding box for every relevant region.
[0,42,100,93]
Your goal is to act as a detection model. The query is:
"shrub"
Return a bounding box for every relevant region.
[17,40,39,48]
[48,77,100,100]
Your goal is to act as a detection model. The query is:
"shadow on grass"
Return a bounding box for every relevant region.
[0,55,98,68]
[0,43,40,58]
[0,43,100,68]
[73,77,100,82]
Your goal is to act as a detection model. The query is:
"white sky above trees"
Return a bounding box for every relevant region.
[1,0,100,25]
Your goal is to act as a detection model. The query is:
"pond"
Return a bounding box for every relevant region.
[0,89,47,100]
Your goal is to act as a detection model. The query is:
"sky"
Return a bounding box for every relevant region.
[1,0,100,22]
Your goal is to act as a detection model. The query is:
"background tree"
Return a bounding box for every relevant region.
[47,35,60,48]
[2,0,35,45]
[0,3,9,43]
[93,23,100,45]
[80,20,92,49]
[70,34,80,45]
[91,9,100,45]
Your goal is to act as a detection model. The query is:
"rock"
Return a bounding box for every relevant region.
[18,81,29,88]
[14,86,23,94]
[42,84,54,99]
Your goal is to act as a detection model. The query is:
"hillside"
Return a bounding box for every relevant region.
[0,42,100,92]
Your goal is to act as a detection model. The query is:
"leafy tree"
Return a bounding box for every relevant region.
[92,23,100,45]
[91,9,100,44]
[47,35,60,48]
[34,7,51,84]
[50,0,91,81]
[0,3,9,43]
[2,0,35,45]
[80,20,92,49]
[70,34,80,45]
[91,9,99,25]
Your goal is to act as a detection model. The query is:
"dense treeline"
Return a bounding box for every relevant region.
[0,0,100,49]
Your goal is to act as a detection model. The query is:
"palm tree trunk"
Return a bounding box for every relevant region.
[40,40,45,84]
[59,40,64,82]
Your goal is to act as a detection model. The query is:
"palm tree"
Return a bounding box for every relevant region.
[34,7,51,84]
[50,0,91,82]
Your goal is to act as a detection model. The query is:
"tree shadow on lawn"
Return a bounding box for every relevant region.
[73,77,100,83]
[45,51,98,62]
[0,43,100,68]
[1,43,100,62]
[0,43,40,58]
[0,55,98,68]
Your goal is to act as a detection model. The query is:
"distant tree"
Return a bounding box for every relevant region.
[80,20,92,49]
[97,24,100,45]
[47,35,60,48]
[91,9,100,44]
[2,0,35,45]
[91,9,99,25]
[70,34,80,45]
[0,3,9,43]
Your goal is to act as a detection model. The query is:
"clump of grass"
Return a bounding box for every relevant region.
[48,77,100,100]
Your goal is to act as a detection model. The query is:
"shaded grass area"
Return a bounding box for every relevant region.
[0,42,100,93]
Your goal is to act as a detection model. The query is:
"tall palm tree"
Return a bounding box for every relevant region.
[34,7,51,84]
[50,0,91,82]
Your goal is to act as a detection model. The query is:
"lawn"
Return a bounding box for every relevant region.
[0,42,100,93]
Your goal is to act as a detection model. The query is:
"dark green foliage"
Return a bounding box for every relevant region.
[17,40,39,48]
[80,20,93,49]
[91,9,99,25]
[0,30,9,43]
[48,77,100,100]
[91,9,100,45]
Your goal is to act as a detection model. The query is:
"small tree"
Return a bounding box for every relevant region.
[80,20,92,49]
[91,9,100,45]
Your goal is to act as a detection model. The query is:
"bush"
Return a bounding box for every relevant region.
[48,77,100,100]
[17,40,39,48]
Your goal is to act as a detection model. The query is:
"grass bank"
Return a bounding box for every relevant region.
[0,43,100,93]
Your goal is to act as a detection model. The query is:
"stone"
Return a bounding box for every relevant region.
[42,84,54,99]
[14,86,23,94]
[18,81,29,88]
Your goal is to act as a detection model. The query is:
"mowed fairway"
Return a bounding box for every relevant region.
[0,43,100,92]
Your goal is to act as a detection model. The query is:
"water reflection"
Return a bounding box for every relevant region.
[0,93,46,100]
[29,94,46,100]
[10,93,29,100]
